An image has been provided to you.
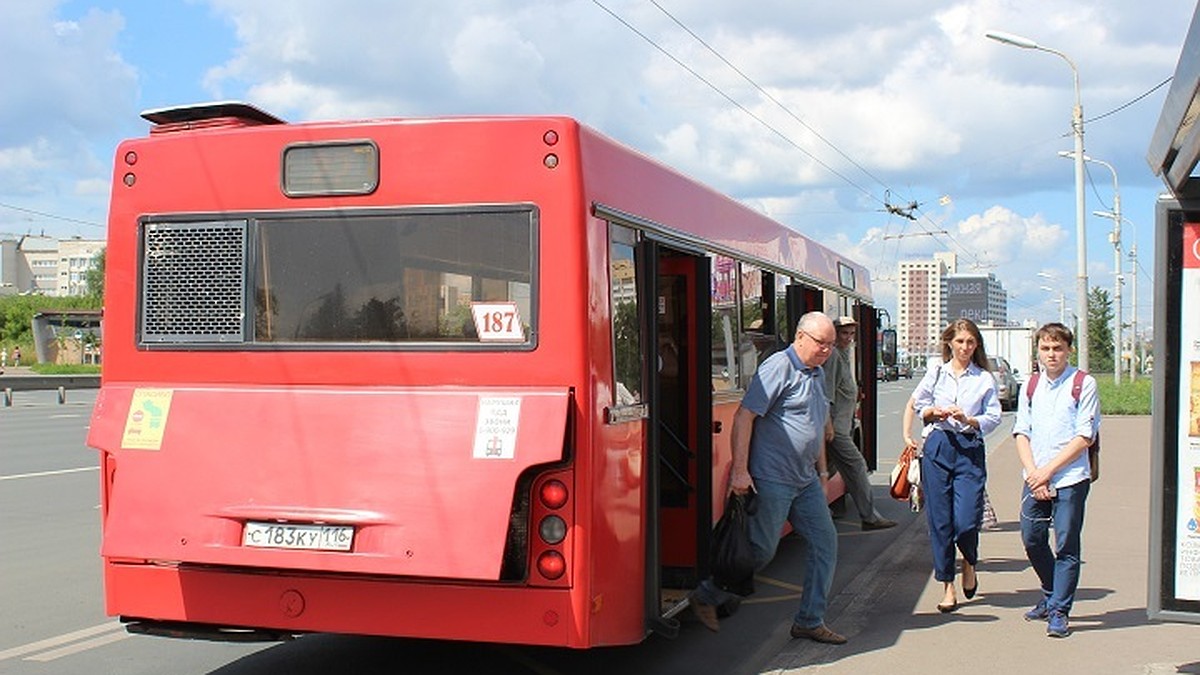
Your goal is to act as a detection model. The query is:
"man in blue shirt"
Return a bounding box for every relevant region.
[691,311,846,644]
[1013,322,1100,638]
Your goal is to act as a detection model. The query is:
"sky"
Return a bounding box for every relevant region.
[2,0,1196,334]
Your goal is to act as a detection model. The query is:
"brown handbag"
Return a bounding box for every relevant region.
[890,446,915,501]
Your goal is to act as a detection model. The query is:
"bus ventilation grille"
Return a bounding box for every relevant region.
[140,220,247,344]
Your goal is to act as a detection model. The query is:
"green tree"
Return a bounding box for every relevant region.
[84,249,105,304]
[1087,286,1114,374]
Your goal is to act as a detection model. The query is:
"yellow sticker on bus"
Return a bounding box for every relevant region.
[120,388,174,450]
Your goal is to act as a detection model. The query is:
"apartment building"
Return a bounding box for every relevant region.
[0,234,105,297]
[897,252,1008,358]
[897,252,957,358]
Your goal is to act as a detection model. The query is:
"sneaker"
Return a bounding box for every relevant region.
[1023,598,1049,622]
[689,597,720,632]
[790,623,847,644]
[1046,610,1070,638]
[862,518,898,531]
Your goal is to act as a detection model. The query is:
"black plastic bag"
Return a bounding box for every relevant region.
[711,492,756,596]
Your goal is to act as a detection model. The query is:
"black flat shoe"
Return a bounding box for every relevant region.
[937,601,958,613]
[962,561,977,599]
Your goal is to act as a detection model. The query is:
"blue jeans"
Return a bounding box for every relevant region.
[921,429,986,582]
[696,477,838,628]
[1020,479,1089,615]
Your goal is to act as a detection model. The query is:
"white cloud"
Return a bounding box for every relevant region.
[0,0,1186,322]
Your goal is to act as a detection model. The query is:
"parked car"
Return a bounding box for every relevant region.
[896,362,912,379]
[988,356,1019,411]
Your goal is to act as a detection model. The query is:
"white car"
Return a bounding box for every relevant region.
[988,356,1020,411]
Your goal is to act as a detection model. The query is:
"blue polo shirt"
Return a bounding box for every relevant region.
[741,346,828,488]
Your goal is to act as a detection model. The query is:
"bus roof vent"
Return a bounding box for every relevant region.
[141,101,285,132]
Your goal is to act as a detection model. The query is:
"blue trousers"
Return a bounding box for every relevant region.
[695,477,837,628]
[921,429,986,582]
[1020,480,1089,615]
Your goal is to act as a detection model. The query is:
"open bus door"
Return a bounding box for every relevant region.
[642,243,712,637]
[855,305,880,471]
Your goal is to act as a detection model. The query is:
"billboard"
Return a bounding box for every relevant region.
[945,276,989,323]
[1149,198,1200,623]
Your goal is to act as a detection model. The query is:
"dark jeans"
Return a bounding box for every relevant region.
[921,429,986,582]
[1020,479,1089,615]
[695,477,837,629]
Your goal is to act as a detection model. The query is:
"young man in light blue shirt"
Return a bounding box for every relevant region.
[1013,322,1100,638]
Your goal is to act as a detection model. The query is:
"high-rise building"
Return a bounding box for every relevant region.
[897,252,1008,359]
[898,252,957,359]
[944,272,1008,327]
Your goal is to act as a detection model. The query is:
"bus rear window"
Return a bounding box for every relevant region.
[139,207,535,348]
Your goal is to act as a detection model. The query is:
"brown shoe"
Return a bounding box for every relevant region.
[790,623,847,644]
[690,599,720,632]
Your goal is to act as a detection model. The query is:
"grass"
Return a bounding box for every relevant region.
[1092,374,1152,415]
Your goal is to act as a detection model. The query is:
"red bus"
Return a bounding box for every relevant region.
[87,102,882,648]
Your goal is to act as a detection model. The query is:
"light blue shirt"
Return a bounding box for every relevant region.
[742,346,828,488]
[1013,366,1100,488]
[911,361,1002,436]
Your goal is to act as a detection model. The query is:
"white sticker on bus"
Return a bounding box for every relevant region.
[473,396,521,459]
[470,302,525,342]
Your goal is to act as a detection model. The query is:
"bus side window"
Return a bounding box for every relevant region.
[609,228,642,406]
[739,264,776,383]
[710,254,739,391]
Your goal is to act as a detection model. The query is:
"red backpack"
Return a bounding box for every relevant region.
[1025,369,1100,483]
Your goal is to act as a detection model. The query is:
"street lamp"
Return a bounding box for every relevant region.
[1060,151,1121,383]
[1093,212,1142,381]
[987,30,1089,371]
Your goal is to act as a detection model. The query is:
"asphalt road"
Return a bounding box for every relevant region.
[0,378,941,675]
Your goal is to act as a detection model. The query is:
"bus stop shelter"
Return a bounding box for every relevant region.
[1145,0,1200,625]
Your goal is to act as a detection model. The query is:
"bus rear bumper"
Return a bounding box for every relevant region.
[104,561,596,647]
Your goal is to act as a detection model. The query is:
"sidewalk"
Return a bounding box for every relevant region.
[765,416,1199,675]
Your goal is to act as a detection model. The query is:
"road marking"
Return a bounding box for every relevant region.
[741,575,803,604]
[25,631,131,661]
[0,622,125,662]
[0,466,98,481]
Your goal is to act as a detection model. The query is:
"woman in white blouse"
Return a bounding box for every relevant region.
[908,319,1002,613]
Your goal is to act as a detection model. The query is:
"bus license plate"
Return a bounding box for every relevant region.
[242,522,354,551]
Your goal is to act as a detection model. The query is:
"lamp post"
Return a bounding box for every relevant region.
[1129,226,1140,380]
[1093,214,1141,381]
[987,30,1089,371]
[1060,151,1121,383]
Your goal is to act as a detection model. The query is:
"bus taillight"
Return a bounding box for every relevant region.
[538,515,567,545]
[539,479,568,509]
[536,551,566,580]
[529,474,572,584]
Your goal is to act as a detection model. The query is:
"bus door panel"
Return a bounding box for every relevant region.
[640,245,712,635]
[854,304,879,471]
[784,283,824,335]
[654,253,703,571]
